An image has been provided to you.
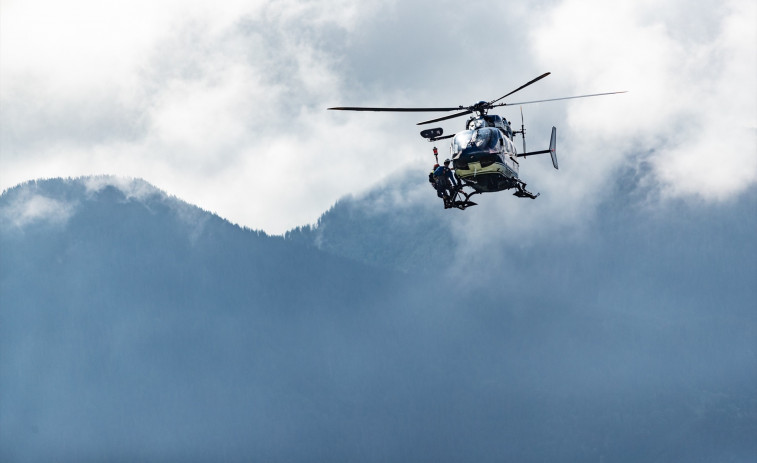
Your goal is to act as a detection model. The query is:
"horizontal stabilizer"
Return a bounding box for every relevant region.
[516,126,558,170]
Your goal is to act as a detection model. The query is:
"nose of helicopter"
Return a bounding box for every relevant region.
[453,147,499,170]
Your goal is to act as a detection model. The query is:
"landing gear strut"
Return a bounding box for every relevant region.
[440,184,479,210]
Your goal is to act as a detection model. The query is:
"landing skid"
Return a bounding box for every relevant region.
[438,179,539,210]
[512,180,539,199]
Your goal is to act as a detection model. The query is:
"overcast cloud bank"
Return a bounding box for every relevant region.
[2,0,755,233]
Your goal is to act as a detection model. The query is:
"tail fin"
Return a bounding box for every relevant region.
[549,127,558,170]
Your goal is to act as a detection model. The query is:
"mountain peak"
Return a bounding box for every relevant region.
[0,176,237,237]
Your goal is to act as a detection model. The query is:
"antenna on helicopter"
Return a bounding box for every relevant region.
[513,107,528,155]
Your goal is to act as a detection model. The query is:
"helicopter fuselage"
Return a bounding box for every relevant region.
[451,115,521,193]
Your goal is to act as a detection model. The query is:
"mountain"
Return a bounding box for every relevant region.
[285,171,456,273]
[1,176,755,462]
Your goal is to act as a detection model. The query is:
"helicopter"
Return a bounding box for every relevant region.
[329,72,626,209]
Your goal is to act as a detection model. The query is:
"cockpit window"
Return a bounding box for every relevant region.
[451,128,502,156]
[451,130,473,156]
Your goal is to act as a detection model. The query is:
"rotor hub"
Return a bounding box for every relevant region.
[471,100,490,115]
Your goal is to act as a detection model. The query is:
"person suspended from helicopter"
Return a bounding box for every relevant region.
[428,163,443,198]
[434,159,458,189]
[433,159,459,206]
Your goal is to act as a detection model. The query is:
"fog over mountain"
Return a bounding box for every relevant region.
[1,176,755,462]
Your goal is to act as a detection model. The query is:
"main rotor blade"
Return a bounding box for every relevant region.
[493,91,628,107]
[489,72,551,105]
[328,106,462,112]
[416,109,473,126]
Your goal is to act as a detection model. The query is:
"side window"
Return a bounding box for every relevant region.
[491,130,503,149]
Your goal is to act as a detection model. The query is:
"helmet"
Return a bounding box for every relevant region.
[433,164,439,169]
[444,158,451,164]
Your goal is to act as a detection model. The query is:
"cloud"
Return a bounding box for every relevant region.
[82,176,164,202]
[0,190,76,229]
[528,0,757,201]
[1,0,406,234]
[1,0,755,235]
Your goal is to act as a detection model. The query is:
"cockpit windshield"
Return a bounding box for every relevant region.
[451,127,502,157]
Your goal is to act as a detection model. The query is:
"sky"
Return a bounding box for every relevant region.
[1,0,755,234]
